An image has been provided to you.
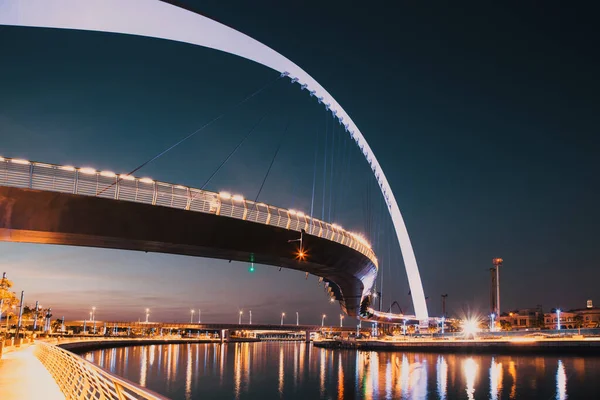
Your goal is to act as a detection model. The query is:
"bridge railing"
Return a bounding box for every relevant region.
[0,157,377,265]
[33,341,168,400]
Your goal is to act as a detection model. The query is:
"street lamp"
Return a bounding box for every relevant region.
[330,298,335,303]
[190,309,195,323]
[296,311,299,326]
[198,309,201,324]
[556,309,561,331]
[239,310,243,324]
[249,310,252,325]
[322,314,326,327]
[340,314,344,327]
[281,312,286,326]
[92,307,96,334]
[145,308,150,323]
[490,313,496,332]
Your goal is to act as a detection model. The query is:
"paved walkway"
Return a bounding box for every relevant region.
[0,344,64,399]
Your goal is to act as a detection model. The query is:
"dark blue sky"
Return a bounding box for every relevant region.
[0,1,598,323]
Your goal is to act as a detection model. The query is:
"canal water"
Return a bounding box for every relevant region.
[83,342,600,399]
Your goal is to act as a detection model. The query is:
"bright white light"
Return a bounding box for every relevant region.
[79,167,97,175]
[120,174,135,181]
[0,156,4,161]
[461,318,481,336]
[100,171,116,177]
[219,192,231,200]
[60,165,75,171]
[288,209,297,215]
[139,177,154,184]
[175,185,187,190]
[11,158,30,165]
[296,211,305,218]
[232,194,244,202]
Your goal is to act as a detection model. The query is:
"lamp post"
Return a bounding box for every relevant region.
[92,307,96,334]
[190,309,195,323]
[340,314,344,327]
[198,309,201,324]
[322,314,326,327]
[441,316,446,334]
[239,310,243,324]
[249,310,252,325]
[281,312,285,326]
[296,311,299,326]
[490,313,496,332]
[556,309,561,331]
[33,301,40,332]
[145,308,150,323]
[15,290,24,338]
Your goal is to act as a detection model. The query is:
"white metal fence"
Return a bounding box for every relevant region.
[34,342,169,400]
[0,157,377,266]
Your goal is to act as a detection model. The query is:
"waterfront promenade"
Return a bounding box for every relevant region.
[0,344,64,400]
[314,336,600,353]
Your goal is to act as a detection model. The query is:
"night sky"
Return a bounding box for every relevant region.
[0,1,598,324]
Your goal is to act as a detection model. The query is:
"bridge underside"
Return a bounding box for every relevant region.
[0,187,376,316]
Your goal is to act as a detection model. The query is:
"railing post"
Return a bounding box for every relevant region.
[29,163,33,188]
[185,188,191,210]
[152,182,157,205]
[74,170,79,194]
[242,202,248,220]
[114,381,127,400]
[115,176,120,200]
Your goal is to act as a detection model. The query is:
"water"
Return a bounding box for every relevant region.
[83,342,600,399]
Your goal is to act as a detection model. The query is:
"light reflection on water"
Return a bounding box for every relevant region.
[83,343,600,399]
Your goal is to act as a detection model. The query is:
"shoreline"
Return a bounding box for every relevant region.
[313,338,600,355]
[57,337,260,354]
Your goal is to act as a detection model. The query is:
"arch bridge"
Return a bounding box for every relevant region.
[0,156,377,316]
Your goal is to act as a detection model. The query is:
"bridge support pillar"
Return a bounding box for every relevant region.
[220,329,229,343]
[305,331,312,343]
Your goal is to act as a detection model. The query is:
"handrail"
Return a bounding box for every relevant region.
[0,157,377,266]
[33,341,169,400]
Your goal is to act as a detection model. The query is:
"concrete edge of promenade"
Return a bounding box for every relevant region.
[313,338,600,354]
[57,336,260,354]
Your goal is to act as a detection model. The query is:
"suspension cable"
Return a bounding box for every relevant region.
[199,111,270,191]
[309,123,319,220]
[254,118,290,202]
[328,115,335,222]
[321,112,328,220]
[97,75,282,195]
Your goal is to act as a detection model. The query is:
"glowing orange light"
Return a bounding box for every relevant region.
[296,248,307,261]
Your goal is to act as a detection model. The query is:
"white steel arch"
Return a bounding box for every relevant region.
[0,0,429,320]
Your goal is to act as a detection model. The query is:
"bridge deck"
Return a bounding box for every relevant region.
[0,345,64,400]
[0,157,378,316]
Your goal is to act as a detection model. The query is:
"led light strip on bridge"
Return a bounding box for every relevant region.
[0,156,377,265]
[0,0,428,320]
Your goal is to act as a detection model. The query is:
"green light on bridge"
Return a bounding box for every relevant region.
[249,253,255,273]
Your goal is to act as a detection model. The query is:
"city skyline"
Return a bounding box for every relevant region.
[1,1,598,324]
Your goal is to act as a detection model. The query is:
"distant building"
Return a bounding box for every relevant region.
[568,300,600,328]
[544,311,577,329]
[500,301,600,330]
[499,307,544,330]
